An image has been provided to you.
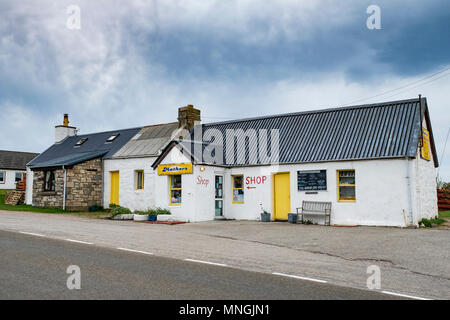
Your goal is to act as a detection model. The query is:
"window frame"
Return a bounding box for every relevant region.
[169,175,182,205]
[337,170,356,202]
[44,170,56,192]
[232,175,244,204]
[136,170,144,190]
[0,171,5,184]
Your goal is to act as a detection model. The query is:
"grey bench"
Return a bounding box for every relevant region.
[296,201,332,226]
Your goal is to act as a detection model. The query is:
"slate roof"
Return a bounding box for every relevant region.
[153,98,438,168]
[112,122,179,158]
[28,127,142,169]
[0,150,39,170]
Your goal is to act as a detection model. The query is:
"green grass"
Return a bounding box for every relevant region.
[438,211,450,219]
[0,190,107,218]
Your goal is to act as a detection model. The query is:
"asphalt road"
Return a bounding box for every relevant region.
[0,230,403,300]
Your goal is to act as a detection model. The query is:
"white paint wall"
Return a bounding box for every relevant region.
[411,119,438,224]
[152,146,416,226]
[103,157,156,211]
[0,169,25,190]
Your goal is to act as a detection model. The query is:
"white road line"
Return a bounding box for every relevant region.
[272,272,328,283]
[20,231,46,237]
[184,258,228,267]
[117,247,153,255]
[381,290,432,300]
[65,239,93,245]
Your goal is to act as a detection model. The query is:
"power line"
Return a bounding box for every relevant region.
[343,65,450,106]
[438,127,450,180]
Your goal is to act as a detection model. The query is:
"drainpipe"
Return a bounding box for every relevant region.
[63,165,67,211]
[405,157,414,226]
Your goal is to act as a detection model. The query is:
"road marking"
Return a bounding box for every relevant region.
[65,239,93,245]
[184,258,227,267]
[117,247,153,255]
[381,290,431,300]
[272,272,328,283]
[20,231,46,237]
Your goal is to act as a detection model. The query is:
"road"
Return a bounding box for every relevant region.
[0,230,402,300]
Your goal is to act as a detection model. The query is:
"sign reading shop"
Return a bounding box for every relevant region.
[297,170,327,191]
[158,163,193,175]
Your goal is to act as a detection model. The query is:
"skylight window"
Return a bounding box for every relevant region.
[75,138,88,146]
[106,134,120,143]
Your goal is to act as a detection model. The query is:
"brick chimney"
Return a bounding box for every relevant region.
[178,105,201,130]
[55,113,77,143]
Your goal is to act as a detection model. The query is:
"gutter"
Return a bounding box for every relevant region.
[63,165,67,211]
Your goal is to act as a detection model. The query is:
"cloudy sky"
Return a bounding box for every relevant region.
[1,0,449,179]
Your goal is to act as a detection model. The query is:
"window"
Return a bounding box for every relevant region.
[106,134,120,143]
[75,138,88,146]
[337,170,356,202]
[44,171,56,191]
[136,170,144,190]
[169,175,182,205]
[15,172,23,182]
[0,171,5,184]
[232,175,244,203]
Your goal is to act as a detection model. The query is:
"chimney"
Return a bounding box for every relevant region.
[178,104,201,130]
[55,114,77,143]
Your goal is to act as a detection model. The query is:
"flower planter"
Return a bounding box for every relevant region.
[134,214,149,222]
[260,212,271,222]
[112,214,134,220]
[148,215,157,222]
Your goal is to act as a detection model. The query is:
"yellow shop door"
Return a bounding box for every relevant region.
[273,173,290,221]
[110,171,119,206]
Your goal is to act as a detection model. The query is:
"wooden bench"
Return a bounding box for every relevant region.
[296,201,332,226]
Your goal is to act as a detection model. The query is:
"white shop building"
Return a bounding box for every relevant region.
[150,98,439,227]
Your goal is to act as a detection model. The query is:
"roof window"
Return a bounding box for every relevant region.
[75,138,88,146]
[106,134,120,143]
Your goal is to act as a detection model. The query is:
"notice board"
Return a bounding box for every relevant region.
[297,170,327,191]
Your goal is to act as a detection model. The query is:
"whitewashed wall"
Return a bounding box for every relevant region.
[152,145,419,226]
[0,169,26,190]
[411,119,438,224]
[103,157,156,211]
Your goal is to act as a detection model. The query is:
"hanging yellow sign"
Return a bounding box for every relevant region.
[421,128,431,161]
[158,163,193,175]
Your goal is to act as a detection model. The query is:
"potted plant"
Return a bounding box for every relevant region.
[133,211,149,222]
[147,208,157,222]
[260,204,271,222]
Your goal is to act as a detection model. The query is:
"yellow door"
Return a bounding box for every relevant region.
[273,173,290,221]
[110,171,119,206]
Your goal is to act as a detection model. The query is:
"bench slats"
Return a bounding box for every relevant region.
[297,201,332,226]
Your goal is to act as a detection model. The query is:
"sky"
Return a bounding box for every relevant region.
[0,0,449,180]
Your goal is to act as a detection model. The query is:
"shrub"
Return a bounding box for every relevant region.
[139,207,171,215]
[110,205,132,218]
[419,217,445,228]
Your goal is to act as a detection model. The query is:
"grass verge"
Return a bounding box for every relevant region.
[438,211,450,219]
[0,190,107,218]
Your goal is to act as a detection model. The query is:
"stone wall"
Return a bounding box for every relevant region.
[32,158,103,211]
[32,169,65,208]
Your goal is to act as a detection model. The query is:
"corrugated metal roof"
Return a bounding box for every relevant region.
[153,98,438,168]
[112,122,179,158]
[0,150,39,170]
[28,127,142,169]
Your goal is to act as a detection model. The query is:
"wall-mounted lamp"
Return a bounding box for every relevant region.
[200,166,206,172]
